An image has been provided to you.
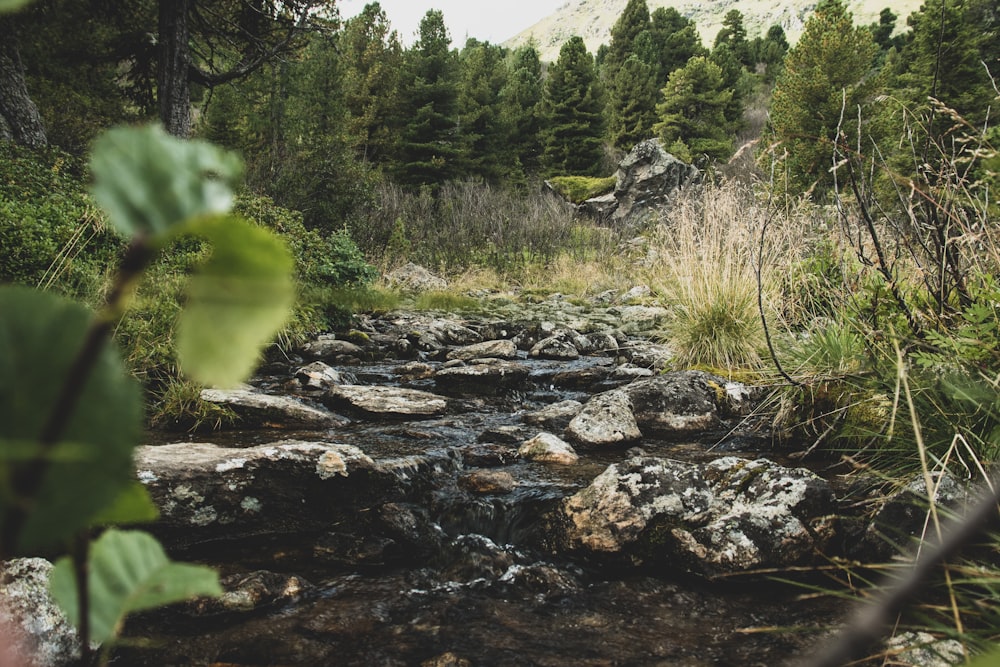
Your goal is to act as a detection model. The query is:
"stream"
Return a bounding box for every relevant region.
[116,314,851,667]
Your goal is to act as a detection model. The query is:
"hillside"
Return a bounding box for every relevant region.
[504,0,921,61]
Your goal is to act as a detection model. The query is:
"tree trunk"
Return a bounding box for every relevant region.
[158,0,192,137]
[0,19,48,148]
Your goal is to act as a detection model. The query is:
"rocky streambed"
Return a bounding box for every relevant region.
[4,296,947,666]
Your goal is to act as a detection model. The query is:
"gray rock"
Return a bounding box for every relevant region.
[135,440,378,541]
[0,558,83,667]
[300,336,366,361]
[612,305,670,332]
[458,470,517,495]
[620,340,673,370]
[434,359,530,393]
[885,632,964,667]
[187,570,314,615]
[522,399,584,431]
[294,361,345,391]
[565,389,642,446]
[582,139,701,225]
[385,262,448,293]
[623,371,731,436]
[200,388,344,429]
[562,456,836,576]
[447,339,518,361]
[529,335,580,360]
[323,385,448,419]
[518,433,579,465]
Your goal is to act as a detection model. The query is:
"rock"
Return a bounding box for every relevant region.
[885,632,965,667]
[522,399,583,431]
[134,440,382,543]
[293,361,345,391]
[385,262,448,293]
[623,371,733,436]
[459,443,520,467]
[300,336,366,361]
[620,285,652,302]
[586,332,620,355]
[582,139,701,226]
[447,339,518,361]
[562,456,837,577]
[565,389,642,446]
[187,570,314,615]
[620,340,673,370]
[395,361,435,381]
[422,652,471,667]
[323,385,448,419]
[434,359,531,394]
[529,334,580,360]
[612,305,670,332]
[200,388,344,429]
[0,558,83,667]
[458,470,517,495]
[518,433,579,465]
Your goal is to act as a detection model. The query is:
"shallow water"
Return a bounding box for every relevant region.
[121,352,848,666]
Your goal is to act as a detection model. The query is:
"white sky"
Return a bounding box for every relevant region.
[338,0,568,46]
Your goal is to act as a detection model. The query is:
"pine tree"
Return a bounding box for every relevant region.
[713,9,750,67]
[607,55,659,150]
[655,56,733,162]
[339,2,403,164]
[457,39,512,181]
[604,0,650,73]
[768,0,881,196]
[500,44,544,178]
[644,8,707,86]
[394,10,461,189]
[541,36,606,176]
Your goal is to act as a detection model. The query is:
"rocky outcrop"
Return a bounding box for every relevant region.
[562,456,837,577]
[582,139,701,226]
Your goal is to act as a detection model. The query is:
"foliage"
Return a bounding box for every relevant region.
[655,56,734,162]
[0,142,122,299]
[413,290,481,313]
[500,45,545,179]
[546,175,616,203]
[766,0,881,196]
[0,123,299,664]
[458,39,516,181]
[541,36,606,176]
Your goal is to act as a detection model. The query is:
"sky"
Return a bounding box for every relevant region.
[338,0,567,46]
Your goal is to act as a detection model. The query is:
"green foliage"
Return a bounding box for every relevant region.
[148,378,237,431]
[458,39,515,181]
[413,290,481,312]
[91,125,242,237]
[176,216,294,388]
[0,287,142,554]
[644,8,707,85]
[607,55,660,150]
[50,529,221,644]
[500,45,545,178]
[767,0,881,196]
[546,175,616,203]
[0,0,32,10]
[713,9,750,67]
[541,36,606,176]
[655,56,734,161]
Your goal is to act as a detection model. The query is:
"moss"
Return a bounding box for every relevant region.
[547,175,617,204]
[344,329,371,344]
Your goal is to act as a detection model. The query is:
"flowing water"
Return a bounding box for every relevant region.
[119,352,848,666]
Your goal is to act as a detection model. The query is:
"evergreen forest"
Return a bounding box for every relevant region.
[2,0,1000,662]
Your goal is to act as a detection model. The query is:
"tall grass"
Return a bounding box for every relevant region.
[643,180,806,371]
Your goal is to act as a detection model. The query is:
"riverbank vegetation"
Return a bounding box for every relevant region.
[1,0,998,660]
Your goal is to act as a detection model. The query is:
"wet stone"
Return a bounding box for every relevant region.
[434,359,531,393]
[458,470,517,495]
[293,361,345,391]
[200,388,345,429]
[518,432,580,465]
[447,339,518,361]
[187,570,314,615]
[522,399,583,430]
[565,389,642,447]
[322,384,448,419]
[300,336,366,361]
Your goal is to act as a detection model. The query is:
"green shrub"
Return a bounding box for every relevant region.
[413,290,481,312]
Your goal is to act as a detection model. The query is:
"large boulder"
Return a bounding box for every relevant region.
[582,139,701,225]
[622,371,749,437]
[561,456,837,577]
[564,390,642,447]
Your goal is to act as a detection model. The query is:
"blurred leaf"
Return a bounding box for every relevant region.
[0,286,141,554]
[50,529,221,644]
[176,216,294,387]
[89,482,159,526]
[90,124,242,237]
[968,645,1000,666]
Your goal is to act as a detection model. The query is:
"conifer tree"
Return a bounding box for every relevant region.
[713,9,750,67]
[608,55,659,150]
[457,39,512,181]
[394,10,460,188]
[644,8,707,86]
[541,36,606,176]
[655,55,733,162]
[500,44,545,177]
[604,0,650,73]
[339,2,403,164]
[768,0,880,196]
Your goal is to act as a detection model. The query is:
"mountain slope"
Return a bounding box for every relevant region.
[505,0,919,62]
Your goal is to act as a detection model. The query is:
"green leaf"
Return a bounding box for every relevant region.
[968,645,1000,667]
[50,529,221,644]
[176,217,294,387]
[89,483,159,526]
[90,124,243,237]
[0,287,142,554]
[0,0,33,12]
